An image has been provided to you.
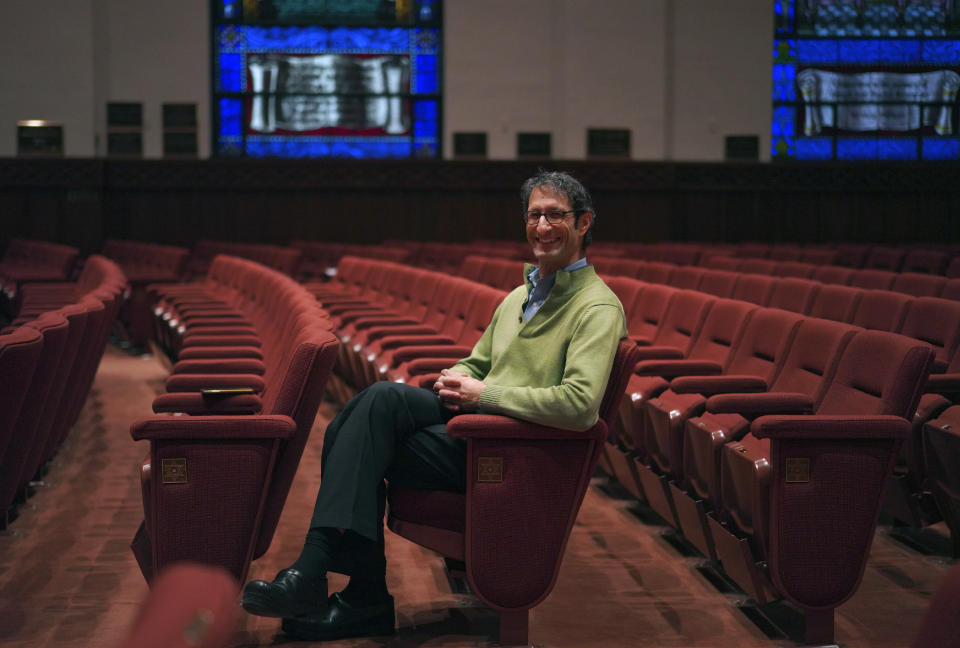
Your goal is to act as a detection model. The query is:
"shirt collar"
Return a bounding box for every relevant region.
[527,257,589,289]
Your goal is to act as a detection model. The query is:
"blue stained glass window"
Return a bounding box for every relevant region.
[245,138,414,158]
[414,100,438,121]
[839,39,881,63]
[413,28,440,53]
[876,139,919,160]
[219,98,243,136]
[219,53,244,91]
[775,0,795,34]
[795,138,833,160]
[923,137,960,159]
[772,64,796,101]
[923,40,960,63]
[837,138,879,160]
[218,136,243,156]
[415,72,438,94]
[878,40,923,63]
[414,120,437,139]
[416,54,437,71]
[796,39,839,63]
[772,107,796,138]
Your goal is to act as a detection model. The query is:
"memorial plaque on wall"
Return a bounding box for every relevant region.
[17,121,64,156]
[517,132,551,158]
[107,131,143,156]
[107,102,143,128]
[453,132,487,157]
[587,128,630,157]
[725,135,759,160]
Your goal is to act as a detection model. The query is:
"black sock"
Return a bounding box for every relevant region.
[339,531,390,606]
[290,527,342,578]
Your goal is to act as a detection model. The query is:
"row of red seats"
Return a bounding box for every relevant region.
[589,275,935,643]
[130,255,339,584]
[591,254,960,301]
[181,240,302,280]
[586,240,960,274]
[101,240,191,346]
[304,254,640,646]
[0,238,79,317]
[0,255,125,526]
[290,240,412,280]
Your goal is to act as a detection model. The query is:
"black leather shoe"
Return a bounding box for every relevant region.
[281,592,395,641]
[241,568,328,619]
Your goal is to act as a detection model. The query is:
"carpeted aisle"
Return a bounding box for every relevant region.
[0,345,951,647]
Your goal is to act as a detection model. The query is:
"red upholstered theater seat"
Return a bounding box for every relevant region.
[947,257,960,279]
[864,245,907,271]
[702,256,743,272]
[808,284,863,322]
[942,278,960,300]
[911,563,960,648]
[851,290,913,332]
[712,330,933,643]
[833,243,872,268]
[114,563,239,648]
[667,265,704,290]
[696,269,739,298]
[850,268,898,290]
[676,317,859,558]
[609,298,758,498]
[768,277,821,314]
[902,248,950,275]
[892,272,948,298]
[898,297,960,373]
[739,259,778,276]
[773,261,817,279]
[924,405,960,557]
[639,261,676,285]
[385,340,643,647]
[767,245,806,262]
[811,264,856,285]
[800,247,840,265]
[637,308,804,526]
[731,274,777,306]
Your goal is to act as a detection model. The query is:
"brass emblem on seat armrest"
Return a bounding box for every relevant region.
[477,457,503,483]
[785,458,809,483]
[162,458,188,484]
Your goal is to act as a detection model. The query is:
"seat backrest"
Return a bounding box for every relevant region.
[740,259,778,275]
[702,256,742,272]
[768,246,806,262]
[640,261,675,285]
[600,340,647,428]
[833,243,871,268]
[724,308,804,380]
[809,284,863,322]
[0,313,71,514]
[942,278,960,301]
[851,290,913,331]
[604,276,645,315]
[902,249,949,275]
[774,261,817,279]
[686,299,758,364]
[811,265,856,285]
[459,255,487,282]
[947,257,960,279]
[891,272,947,298]
[455,286,508,347]
[649,290,714,352]
[667,266,704,290]
[625,284,676,341]
[255,325,340,557]
[817,330,934,418]
[732,274,777,306]
[697,269,739,298]
[801,248,840,265]
[736,243,770,259]
[769,318,860,408]
[0,327,44,469]
[898,297,960,372]
[850,269,897,290]
[864,245,906,271]
[768,278,821,314]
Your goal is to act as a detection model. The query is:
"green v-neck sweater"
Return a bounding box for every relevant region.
[449,264,627,431]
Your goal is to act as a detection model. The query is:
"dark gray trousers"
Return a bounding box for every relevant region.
[309,381,466,543]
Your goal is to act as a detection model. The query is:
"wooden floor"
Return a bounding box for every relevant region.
[0,345,954,647]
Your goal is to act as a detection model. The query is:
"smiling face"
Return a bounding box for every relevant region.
[525,186,593,277]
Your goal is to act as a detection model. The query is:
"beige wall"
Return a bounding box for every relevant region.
[0,0,771,160]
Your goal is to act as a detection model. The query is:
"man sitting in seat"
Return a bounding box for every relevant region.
[241,170,627,641]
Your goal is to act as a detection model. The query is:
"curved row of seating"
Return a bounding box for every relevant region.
[130,255,340,584]
[0,238,79,318]
[318,252,948,644]
[181,240,302,280]
[0,255,126,526]
[290,240,412,280]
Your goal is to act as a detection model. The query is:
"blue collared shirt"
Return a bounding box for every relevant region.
[523,257,589,322]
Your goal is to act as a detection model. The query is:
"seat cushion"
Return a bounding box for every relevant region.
[388,487,465,533]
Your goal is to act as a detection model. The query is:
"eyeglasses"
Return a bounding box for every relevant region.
[524,210,576,225]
